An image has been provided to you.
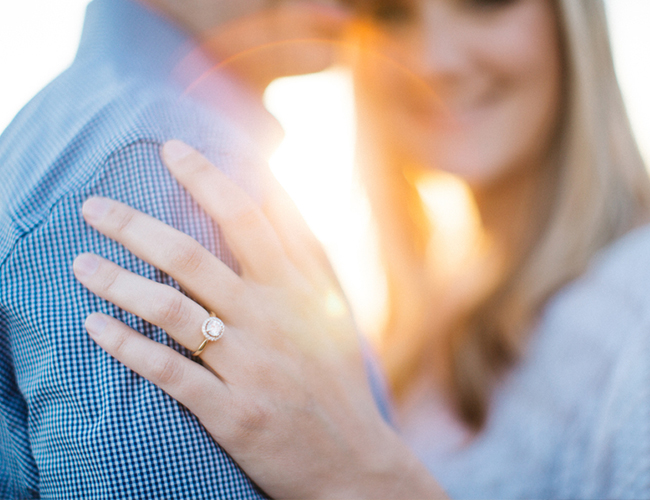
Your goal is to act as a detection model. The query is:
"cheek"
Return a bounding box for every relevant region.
[356,0,564,184]
[456,75,561,186]
[501,54,562,172]
[463,1,563,182]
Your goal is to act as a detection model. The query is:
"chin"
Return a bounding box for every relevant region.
[414,142,515,188]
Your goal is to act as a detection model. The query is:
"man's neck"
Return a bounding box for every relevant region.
[140,0,269,38]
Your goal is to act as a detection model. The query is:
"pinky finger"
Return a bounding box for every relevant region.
[85,313,230,421]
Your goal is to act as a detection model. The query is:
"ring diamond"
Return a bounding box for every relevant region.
[202,315,225,342]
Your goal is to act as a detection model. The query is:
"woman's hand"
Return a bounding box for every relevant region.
[73,140,445,499]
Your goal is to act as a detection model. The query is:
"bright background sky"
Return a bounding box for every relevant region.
[1,0,650,334]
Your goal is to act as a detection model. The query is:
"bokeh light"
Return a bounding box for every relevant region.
[0,0,89,134]
[265,69,387,336]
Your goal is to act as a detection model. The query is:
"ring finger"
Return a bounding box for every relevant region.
[73,252,237,371]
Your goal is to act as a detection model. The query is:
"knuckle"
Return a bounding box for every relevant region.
[229,202,262,230]
[150,353,184,387]
[112,205,135,234]
[231,361,279,437]
[168,238,205,275]
[108,325,131,357]
[99,264,121,294]
[189,155,212,175]
[252,359,278,385]
[154,292,188,330]
[235,400,271,436]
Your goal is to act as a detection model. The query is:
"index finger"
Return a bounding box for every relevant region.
[161,140,294,283]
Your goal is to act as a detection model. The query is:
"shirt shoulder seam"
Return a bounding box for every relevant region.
[0,135,163,273]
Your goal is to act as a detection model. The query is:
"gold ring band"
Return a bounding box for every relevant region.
[193,338,210,357]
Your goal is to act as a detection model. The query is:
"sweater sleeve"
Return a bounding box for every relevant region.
[578,312,650,500]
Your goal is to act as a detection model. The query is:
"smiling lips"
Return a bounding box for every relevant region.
[396,79,504,132]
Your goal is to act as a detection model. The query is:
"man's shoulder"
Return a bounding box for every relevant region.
[0,61,268,500]
[0,62,264,266]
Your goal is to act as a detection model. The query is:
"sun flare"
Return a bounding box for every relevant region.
[263,69,481,339]
[264,68,388,337]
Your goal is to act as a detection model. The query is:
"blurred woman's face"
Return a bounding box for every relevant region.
[357,0,562,186]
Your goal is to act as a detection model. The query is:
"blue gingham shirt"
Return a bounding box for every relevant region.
[0,0,349,498]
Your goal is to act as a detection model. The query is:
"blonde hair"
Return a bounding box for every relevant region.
[353,0,650,429]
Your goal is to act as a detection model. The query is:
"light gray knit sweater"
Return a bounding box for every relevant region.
[400,224,650,499]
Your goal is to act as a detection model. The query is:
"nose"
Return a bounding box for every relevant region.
[415,2,469,79]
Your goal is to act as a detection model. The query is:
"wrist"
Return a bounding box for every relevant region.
[324,423,447,500]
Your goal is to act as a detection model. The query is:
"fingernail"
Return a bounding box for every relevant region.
[73,253,100,278]
[83,197,111,222]
[85,314,107,338]
[163,140,193,163]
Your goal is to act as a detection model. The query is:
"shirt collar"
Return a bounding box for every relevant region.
[75,0,198,84]
[74,0,284,158]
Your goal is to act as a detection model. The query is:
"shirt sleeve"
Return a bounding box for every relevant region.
[0,139,267,499]
[0,312,39,500]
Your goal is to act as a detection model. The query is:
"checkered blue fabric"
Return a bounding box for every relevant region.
[0,0,292,498]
